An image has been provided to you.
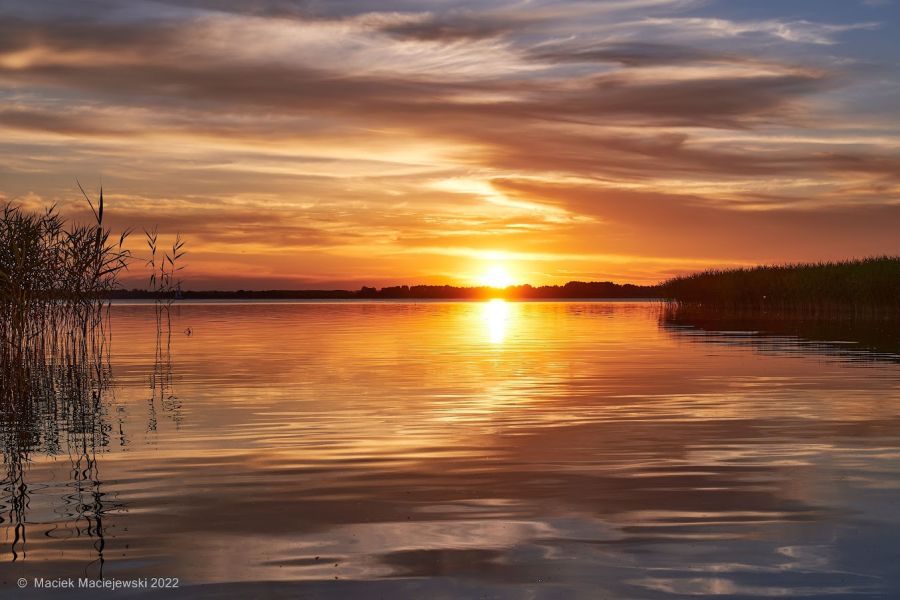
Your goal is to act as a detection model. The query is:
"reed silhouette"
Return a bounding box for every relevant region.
[1,188,185,571]
[660,256,900,313]
[1,190,129,374]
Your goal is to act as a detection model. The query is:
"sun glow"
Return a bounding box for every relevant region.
[479,265,515,289]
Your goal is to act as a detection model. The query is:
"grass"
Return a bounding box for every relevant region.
[660,256,900,313]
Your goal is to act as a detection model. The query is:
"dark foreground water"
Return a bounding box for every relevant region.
[3,301,900,598]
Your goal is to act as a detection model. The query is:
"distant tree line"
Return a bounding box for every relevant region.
[106,281,662,300]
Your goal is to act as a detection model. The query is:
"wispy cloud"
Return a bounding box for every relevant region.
[634,17,880,45]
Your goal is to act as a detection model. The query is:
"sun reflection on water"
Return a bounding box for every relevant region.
[482,299,511,344]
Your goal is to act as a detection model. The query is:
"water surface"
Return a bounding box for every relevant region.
[3,301,900,598]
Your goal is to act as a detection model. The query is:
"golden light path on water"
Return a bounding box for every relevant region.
[482,299,512,344]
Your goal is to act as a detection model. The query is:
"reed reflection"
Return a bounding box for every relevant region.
[660,302,900,363]
[0,198,196,582]
[0,329,116,571]
[148,304,183,432]
[0,313,182,571]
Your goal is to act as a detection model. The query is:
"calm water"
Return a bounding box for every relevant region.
[3,301,900,598]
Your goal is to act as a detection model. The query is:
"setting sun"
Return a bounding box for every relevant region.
[479,265,515,289]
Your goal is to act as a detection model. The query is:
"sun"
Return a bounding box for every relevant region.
[479,265,515,289]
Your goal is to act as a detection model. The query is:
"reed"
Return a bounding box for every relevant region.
[0,185,130,419]
[0,194,120,556]
[0,188,131,377]
[144,227,186,324]
[660,256,900,314]
[1,189,182,566]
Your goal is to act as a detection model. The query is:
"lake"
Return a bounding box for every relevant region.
[3,300,900,598]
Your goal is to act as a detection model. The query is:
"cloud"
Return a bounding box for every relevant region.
[0,0,898,286]
[634,17,881,45]
[376,11,536,41]
[0,28,830,129]
[531,41,742,67]
[492,179,900,260]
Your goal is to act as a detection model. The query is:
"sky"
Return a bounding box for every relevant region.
[0,0,898,289]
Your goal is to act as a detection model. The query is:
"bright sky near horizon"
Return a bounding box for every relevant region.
[1,0,899,289]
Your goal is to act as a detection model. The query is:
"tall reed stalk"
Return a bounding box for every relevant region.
[144,228,185,335]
